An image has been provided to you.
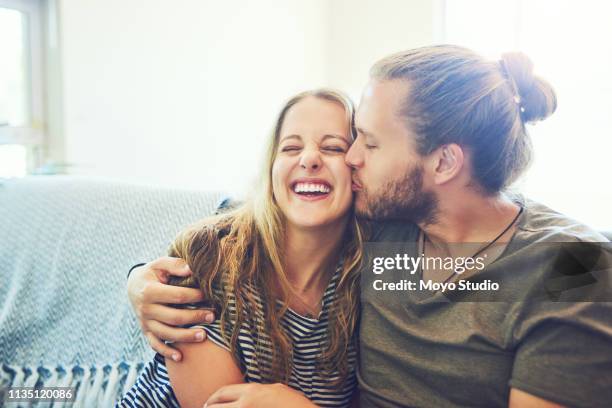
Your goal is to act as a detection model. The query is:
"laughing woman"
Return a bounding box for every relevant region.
[117,89,363,408]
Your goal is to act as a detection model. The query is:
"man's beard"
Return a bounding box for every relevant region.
[355,165,438,225]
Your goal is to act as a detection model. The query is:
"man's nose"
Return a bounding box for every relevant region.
[345,142,364,169]
[299,149,322,171]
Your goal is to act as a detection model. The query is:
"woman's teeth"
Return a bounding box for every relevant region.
[293,182,331,194]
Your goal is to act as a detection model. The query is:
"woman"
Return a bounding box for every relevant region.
[118,89,364,408]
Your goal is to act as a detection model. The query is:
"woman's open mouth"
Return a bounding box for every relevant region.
[291,179,332,201]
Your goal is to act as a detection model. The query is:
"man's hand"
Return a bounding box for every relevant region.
[127,256,215,362]
[204,383,318,408]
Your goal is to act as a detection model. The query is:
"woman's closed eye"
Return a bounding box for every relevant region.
[322,145,346,153]
[281,145,302,153]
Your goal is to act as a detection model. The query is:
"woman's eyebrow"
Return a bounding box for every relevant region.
[321,134,350,144]
[280,134,302,142]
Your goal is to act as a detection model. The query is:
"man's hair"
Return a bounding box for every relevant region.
[371,44,557,193]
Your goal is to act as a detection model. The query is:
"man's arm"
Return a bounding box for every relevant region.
[166,341,244,408]
[127,256,215,361]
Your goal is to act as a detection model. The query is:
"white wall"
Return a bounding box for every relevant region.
[49,1,611,228]
[327,0,438,100]
[53,0,440,196]
[56,0,330,195]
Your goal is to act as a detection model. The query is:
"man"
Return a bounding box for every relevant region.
[128,45,612,407]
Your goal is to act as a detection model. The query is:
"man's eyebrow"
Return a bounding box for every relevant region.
[322,134,350,144]
[280,134,302,142]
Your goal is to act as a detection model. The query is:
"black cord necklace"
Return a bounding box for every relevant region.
[421,205,524,285]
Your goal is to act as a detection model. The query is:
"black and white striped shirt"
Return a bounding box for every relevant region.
[117,264,357,407]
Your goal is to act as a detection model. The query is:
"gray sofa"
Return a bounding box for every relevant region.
[0,176,226,407]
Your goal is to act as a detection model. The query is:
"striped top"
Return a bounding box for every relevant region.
[117,264,357,407]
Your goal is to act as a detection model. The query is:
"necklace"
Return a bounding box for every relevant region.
[421,205,524,285]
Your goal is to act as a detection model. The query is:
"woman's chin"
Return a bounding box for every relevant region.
[285,211,349,231]
[288,218,331,230]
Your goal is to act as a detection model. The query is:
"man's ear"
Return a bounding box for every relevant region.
[429,143,464,185]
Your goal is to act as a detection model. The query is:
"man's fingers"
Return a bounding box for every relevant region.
[146,319,208,343]
[149,256,192,277]
[144,331,182,362]
[143,281,205,305]
[143,303,214,326]
[153,269,169,284]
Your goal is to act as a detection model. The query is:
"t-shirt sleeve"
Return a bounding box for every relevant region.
[509,301,612,407]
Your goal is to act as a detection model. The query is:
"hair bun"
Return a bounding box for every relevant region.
[500,52,557,123]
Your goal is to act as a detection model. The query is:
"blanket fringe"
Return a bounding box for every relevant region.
[1,362,142,407]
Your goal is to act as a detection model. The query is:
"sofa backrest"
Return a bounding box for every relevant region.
[0,176,225,406]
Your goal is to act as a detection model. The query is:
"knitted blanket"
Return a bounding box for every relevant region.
[0,176,225,407]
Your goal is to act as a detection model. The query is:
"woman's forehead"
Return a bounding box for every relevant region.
[280,98,350,141]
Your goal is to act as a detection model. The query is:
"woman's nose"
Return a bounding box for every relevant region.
[299,149,322,171]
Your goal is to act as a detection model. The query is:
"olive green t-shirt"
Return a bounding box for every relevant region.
[358,197,612,407]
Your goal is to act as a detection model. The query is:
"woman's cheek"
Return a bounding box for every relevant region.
[331,158,353,191]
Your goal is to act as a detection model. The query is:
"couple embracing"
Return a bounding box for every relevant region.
[119,45,612,408]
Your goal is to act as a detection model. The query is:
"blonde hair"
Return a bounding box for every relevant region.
[371,45,557,193]
[168,89,364,385]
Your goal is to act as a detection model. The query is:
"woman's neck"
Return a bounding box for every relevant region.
[283,218,348,295]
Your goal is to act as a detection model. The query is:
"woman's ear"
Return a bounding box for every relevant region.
[431,143,464,186]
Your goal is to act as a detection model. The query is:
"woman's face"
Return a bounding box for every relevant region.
[272,96,353,229]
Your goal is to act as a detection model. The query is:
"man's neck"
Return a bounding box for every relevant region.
[419,192,521,245]
[283,219,347,295]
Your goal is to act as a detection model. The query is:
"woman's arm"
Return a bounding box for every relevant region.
[166,340,244,408]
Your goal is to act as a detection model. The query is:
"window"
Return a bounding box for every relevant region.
[0,0,44,178]
[443,0,612,229]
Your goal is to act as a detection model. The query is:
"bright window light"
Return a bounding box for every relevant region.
[445,0,612,230]
[0,145,27,178]
[0,7,29,127]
